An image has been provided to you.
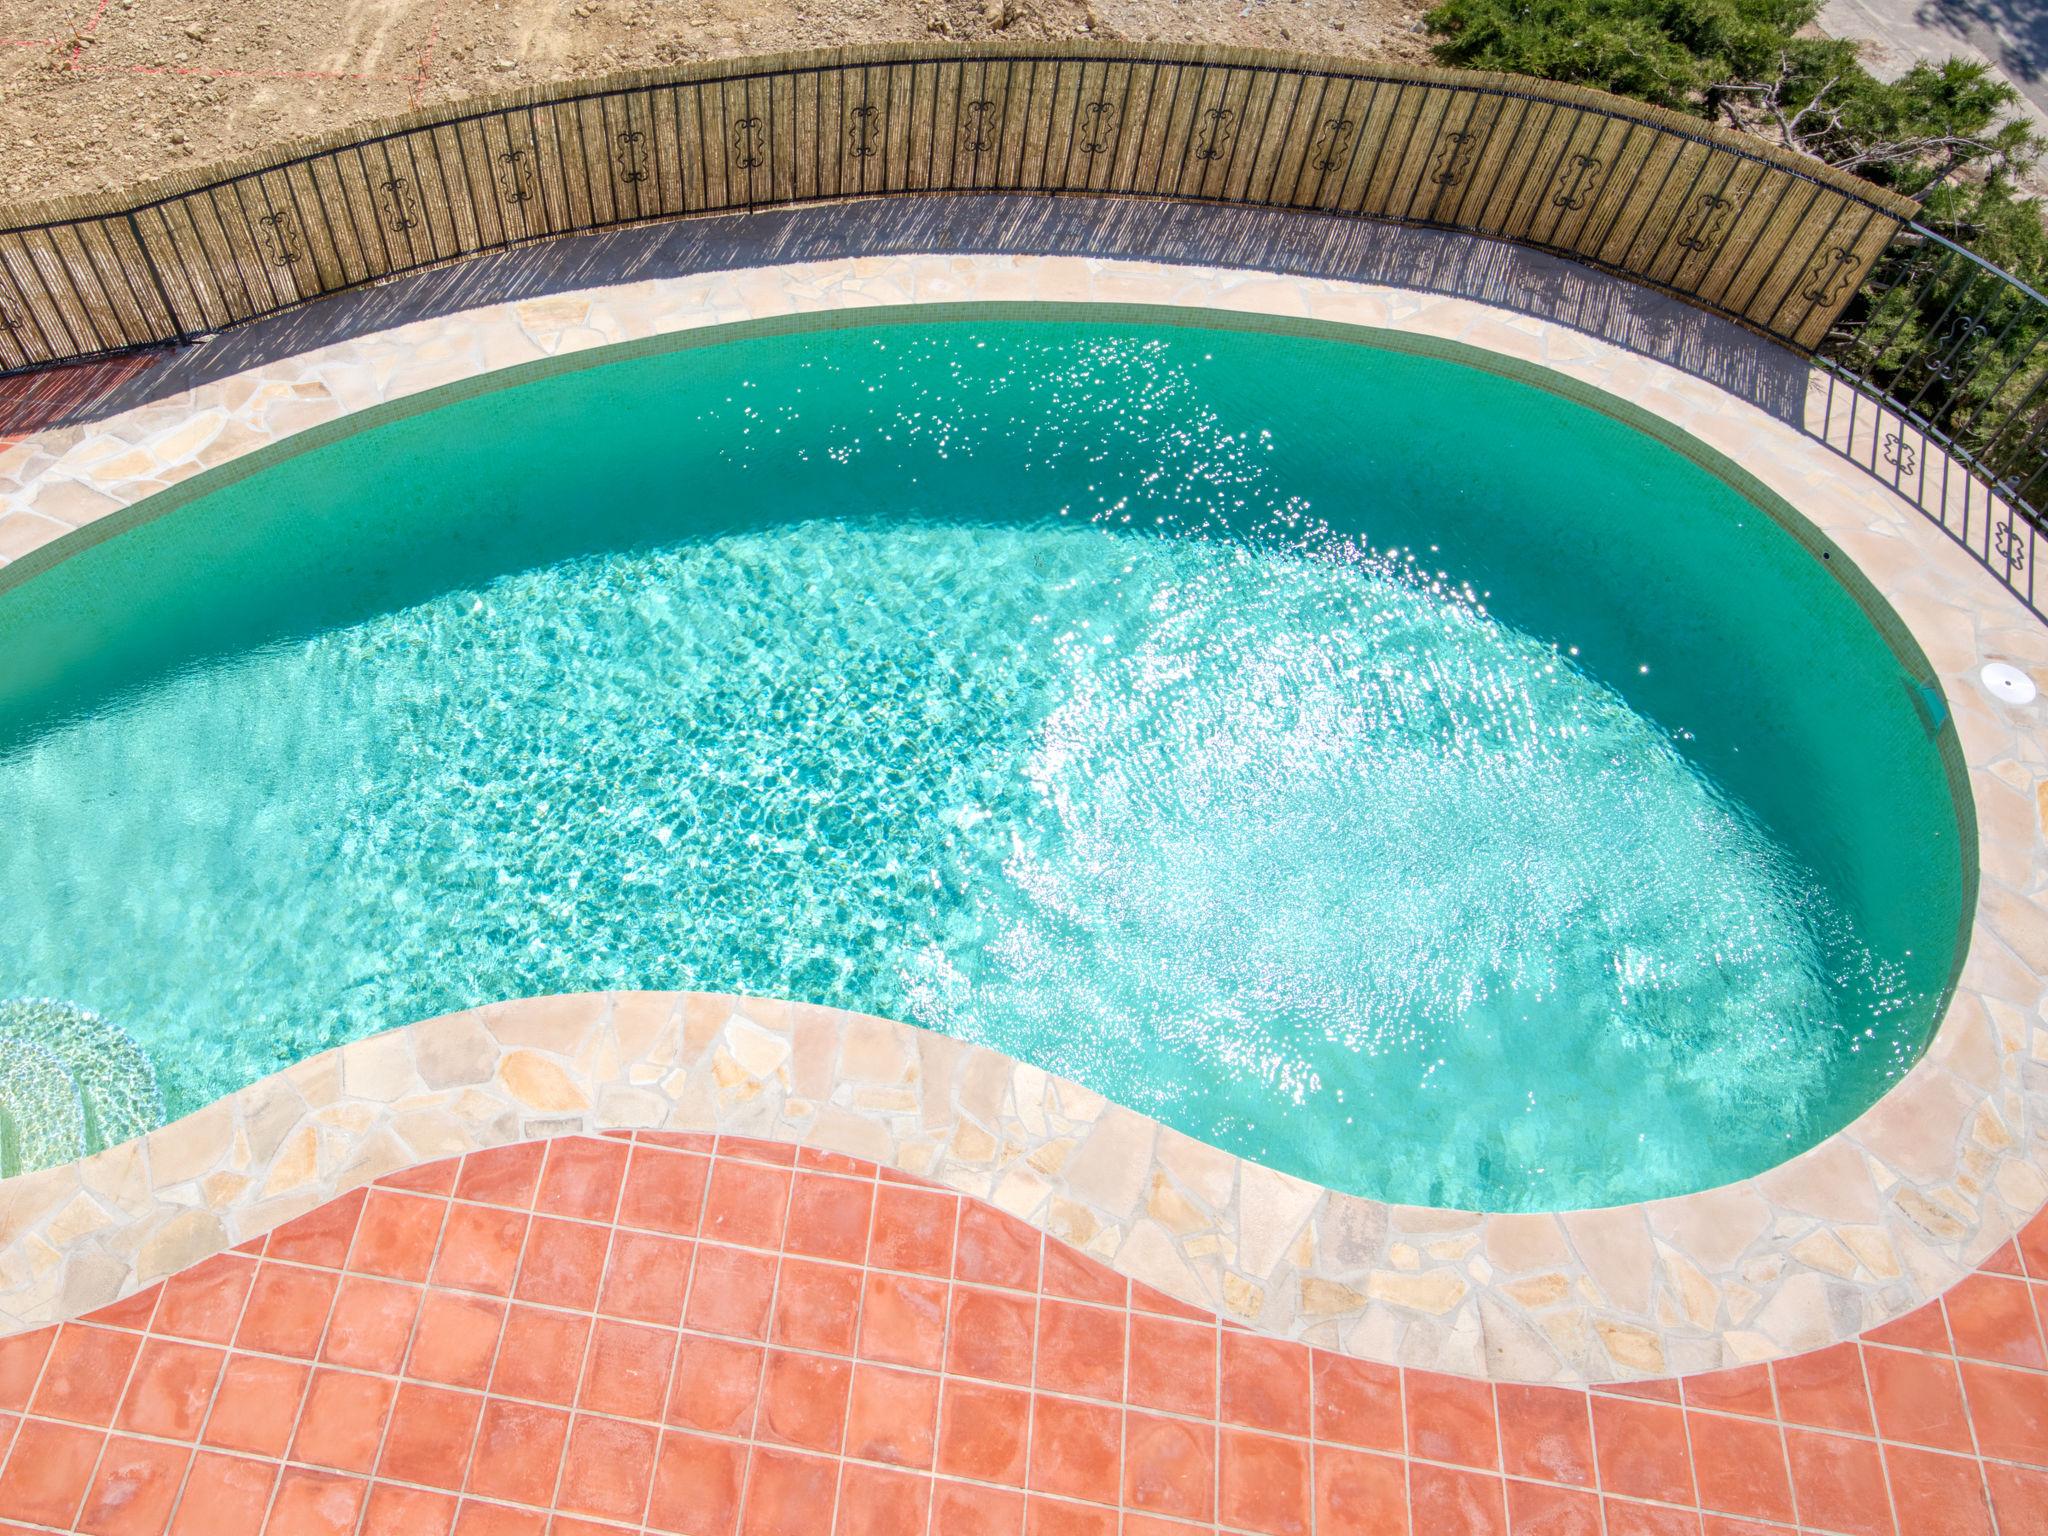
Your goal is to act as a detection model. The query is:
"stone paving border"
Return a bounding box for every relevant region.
[0,247,2043,1385]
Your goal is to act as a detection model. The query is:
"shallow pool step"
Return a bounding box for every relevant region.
[0,999,162,1178]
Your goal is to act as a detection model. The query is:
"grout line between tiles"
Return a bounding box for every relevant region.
[347,1177,458,1535]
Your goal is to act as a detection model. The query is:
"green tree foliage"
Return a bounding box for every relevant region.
[1425,0,2038,206]
[1425,0,1816,110]
[1426,0,2048,505]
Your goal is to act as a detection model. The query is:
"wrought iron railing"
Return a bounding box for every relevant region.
[1814,224,2046,608]
[0,45,1914,374]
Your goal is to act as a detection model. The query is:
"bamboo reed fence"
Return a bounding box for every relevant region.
[0,44,1919,374]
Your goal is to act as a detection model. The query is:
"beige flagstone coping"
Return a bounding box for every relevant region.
[0,246,2043,1386]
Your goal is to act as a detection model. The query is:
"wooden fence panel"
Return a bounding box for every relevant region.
[0,45,1920,372]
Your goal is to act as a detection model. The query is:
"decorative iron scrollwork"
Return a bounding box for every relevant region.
[849,104,881,160]
[1310,116,1355,174]
[1928,318,1990,380]
[614,128,649,185]
[1078,98,1119,156]
[1194,105,1235,163]
[732,116,765,170]
[1676,192,1737,254]
[1429,129,1477,187]
[378,176,419,235]
[1881,432,1917,475]
[1799,245,1861,307]
[1552,154,1602,211]
[256,210,301,268]
[962,98,998,154]
[1995,518,2027,570]
[496,147,538,207]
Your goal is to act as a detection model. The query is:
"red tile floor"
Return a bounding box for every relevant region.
[1,1131,2046,1534]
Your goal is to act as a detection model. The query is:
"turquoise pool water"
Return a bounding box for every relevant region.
[0,312,1969,1210]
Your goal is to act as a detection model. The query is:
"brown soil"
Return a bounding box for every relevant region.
[0,0,1434,209]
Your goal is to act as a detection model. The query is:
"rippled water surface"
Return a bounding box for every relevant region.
[0,316,1968,1207]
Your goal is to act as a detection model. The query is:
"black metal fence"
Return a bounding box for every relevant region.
[1815,224,2046,610]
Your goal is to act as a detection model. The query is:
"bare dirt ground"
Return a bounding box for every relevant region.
[0,0,1433,209]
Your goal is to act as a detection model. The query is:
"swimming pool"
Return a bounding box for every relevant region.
[0,307,1972,1211]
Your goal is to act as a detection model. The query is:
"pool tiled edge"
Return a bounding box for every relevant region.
[0,251,2042,1388]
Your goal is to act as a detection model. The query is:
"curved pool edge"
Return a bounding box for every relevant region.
[0,247,2041,1384]
[0,985,2025,1386]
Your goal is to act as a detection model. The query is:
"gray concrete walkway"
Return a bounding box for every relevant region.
[1823,0,2047,129]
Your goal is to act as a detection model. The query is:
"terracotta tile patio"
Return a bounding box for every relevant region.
[3,1131,2047,1534]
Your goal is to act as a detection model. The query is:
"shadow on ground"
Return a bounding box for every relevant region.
[1916,0,2045,101]
[5,194,1817,437]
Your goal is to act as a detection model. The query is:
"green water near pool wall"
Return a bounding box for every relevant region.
[0,311,1970,1210]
